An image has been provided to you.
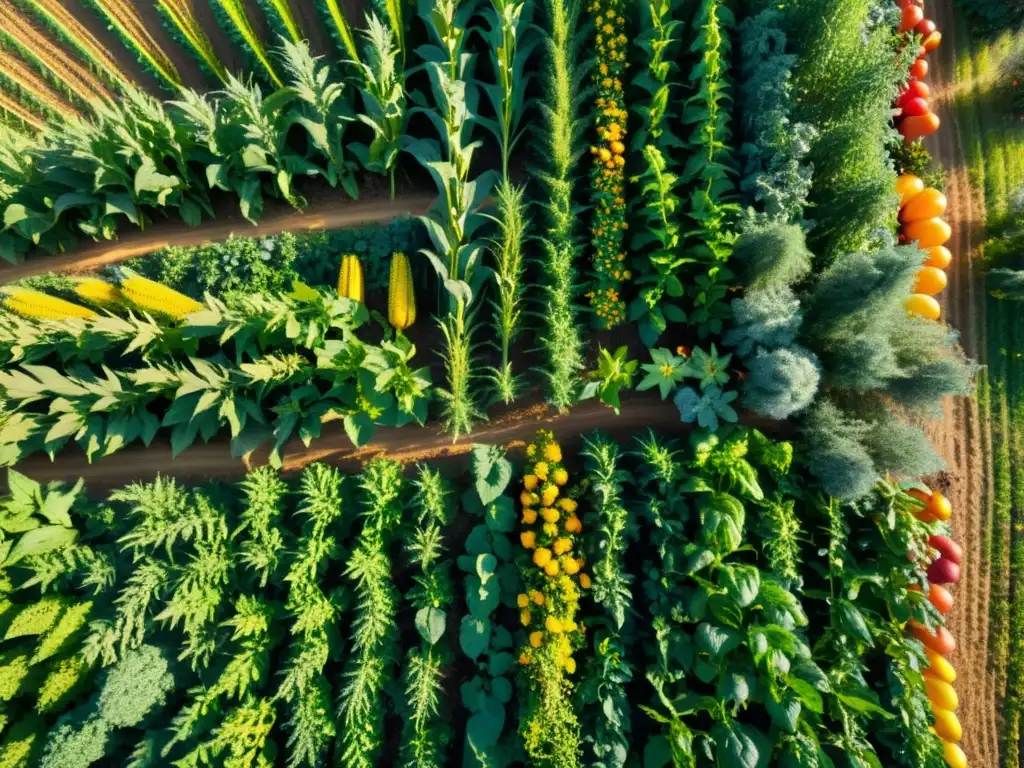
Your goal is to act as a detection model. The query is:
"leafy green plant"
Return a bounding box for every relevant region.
[581,347,637,416]
[0,470,82,569]
[337,459,404,768]
[459,444,519,766]
[536,0,587,409]
[404,0,497,437]
[400,467,455,767]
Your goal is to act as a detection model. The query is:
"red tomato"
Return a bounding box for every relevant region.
[907,80,931,100]
[911,58,929,80]
[929,584,954,614]
[927,557,961,585]
[901,113,942,143]
[902,97,930,117]
[916,19,937,37]
[900,4,924,32]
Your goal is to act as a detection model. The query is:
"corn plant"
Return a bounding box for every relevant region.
[628,0,687,346]
[400,466,454,767]
[404,0,497,438]
[17,0,131,90]
[350,13,407,197]
[578,434,634,765]
[84,0,182,91]
[210,0,283,89]
[278,38,359,199]
[256,0,304,45]
[337,459,404,768]
[0,287,433,468]
[276,464,346,768]
[537,0,586,410]
[480,0,535,404]
[156,0,229,85]
[315,0,362,65]
[0,90,46,134]
[459,444,518,765]
[0,3,115,107]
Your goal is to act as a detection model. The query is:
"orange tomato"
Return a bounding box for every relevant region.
[929,492,953,521]
[933,709,962,743]
[911,622,956,655]
[944,741,967,768]
[929,583,954,614]
[925,245,952,269]
[901,188,948,222]
[908,487,938,521]
[914,266,948,296]
[905,293,941,320]
[910,58,929,81]
[925,648,957,684]
[896,174,925,207]
[905,217,952,248]
[923,30,942,52]
[901,112,941,143]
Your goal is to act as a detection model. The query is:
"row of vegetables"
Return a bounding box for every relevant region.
[896,0,943,143]
[899,173,953,320]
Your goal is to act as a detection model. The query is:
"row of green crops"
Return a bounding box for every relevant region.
[0,426,951,767]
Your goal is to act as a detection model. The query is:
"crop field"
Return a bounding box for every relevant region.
[0,0,1008,766]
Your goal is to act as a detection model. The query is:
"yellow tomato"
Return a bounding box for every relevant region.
[933,709,962,744]
[944,741,967,768]
[925,648,957,684]
[925,678,959,712]
[905,293,941,320]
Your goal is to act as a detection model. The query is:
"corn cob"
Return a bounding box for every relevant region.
[73,277,122,308]
[1,287,97,319]
[337,253,365,304]
[388,252,416,331]
[116,268,204,320]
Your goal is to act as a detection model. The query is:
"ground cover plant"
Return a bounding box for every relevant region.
[0,426,960,767]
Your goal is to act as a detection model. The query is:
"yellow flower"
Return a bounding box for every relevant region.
[552,468,569,486]
[545,616,563,633]
[544,443,563,462]
[522,508,538,525]
[521,531,536,549]
[553,538,573,555]
[520,609,532,626]
[530,631,543,648]
[580,573,592,589]
[559,498,578,513]
[530,590,545,606]
[564,657,577,674]
[523,474,539,491]
[543,522,559,538]
[611,140,625,155]
[533,548,552,567]
[517,593,529,608]
[534,462,549,481]
[544,559,561,577]
[563,557,580,575]
[564,515,582,534]
[519,653,532,665]
[520,491,537,507]
[541,507,560,523]
[526,444,536,457]
[541,486,559,507]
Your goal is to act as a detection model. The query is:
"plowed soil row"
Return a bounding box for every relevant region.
[925,1,1002,765]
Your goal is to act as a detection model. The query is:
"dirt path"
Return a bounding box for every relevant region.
[0,193,432,285]
[924,1,1003,765]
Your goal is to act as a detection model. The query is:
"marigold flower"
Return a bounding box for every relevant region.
[530,631,543,648]
[522,508,538,525]
[552,468,569,486]
[563,557,580,575]
[553,538,573,555]
[564,657,577,674]
[520,653,532,665]
[520,609,532,626]
[534,462,549,481]
[526,444,536,457]
[543,522,559,538]
[544,443,563,462]
[523,474,539,491]
[530,590,545,606]
[545,616,562,633]
[533,548,552,567]
[559,498,578,513]
[521,531,536,549]
[580,572,592,589]
[541,486,559,507]
[564,515,582,534]
[544,559,561,577]
[517,593,529,608]
[541,507,560,524]
[520,491,537,507]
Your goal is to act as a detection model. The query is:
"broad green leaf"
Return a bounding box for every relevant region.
[4,526,77,566]
[415,607,446,645]
[459,616,490,660]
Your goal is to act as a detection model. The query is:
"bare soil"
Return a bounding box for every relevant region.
[923,1,1002,764]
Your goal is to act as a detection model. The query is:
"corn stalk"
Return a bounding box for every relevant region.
[156,0,229,84]
[257,0,304,45]
[315,0,362,66]
[85,0,182,90]
[0,1,115,107]
[0,41,80,122]
[17,0,131,90]
[405,0,497,438]
[480,0,535,404]
[210,0,283,89]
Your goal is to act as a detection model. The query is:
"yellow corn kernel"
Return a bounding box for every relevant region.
[73,278,122,308]
[1,288,96,320]
[337,253,364,303]
[388,252,416,330]
[117,269,203,320]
